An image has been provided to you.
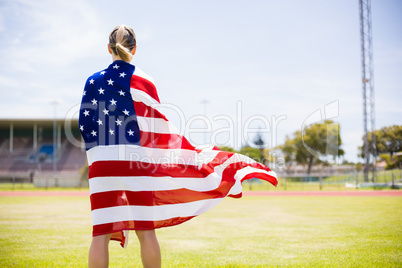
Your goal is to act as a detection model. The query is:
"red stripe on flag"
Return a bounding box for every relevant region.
[133,101,167,120]
[227,172,279,198]
[131,75,160,103]
[91,161,277,243]
[205,151,232,169]
[89,161,277,210]
[90,186,231,210]
[221,161,277,188]
[240,171,278,186]
[88,152,273,181]
[88,161,211,179]
[139,130,194,149]
[88,151,236,179]
[93,216,196,237]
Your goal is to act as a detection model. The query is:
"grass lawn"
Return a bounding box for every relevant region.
[0,195,401,267]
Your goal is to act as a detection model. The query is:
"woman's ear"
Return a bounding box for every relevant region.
[108,43,113,55]
[131,45,137,56]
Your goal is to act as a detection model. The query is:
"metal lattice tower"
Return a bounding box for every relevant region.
[359,0,376,182]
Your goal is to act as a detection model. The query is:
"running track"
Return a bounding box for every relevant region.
[244,190,402,197]
[0,190,401,197]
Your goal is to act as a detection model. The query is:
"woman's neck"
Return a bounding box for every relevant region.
[112,54,123,62]
[111,54,131,63]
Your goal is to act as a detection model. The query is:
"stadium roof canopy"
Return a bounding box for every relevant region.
[0,118,78,128]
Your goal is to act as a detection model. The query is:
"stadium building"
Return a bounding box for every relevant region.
[0,119,87,187]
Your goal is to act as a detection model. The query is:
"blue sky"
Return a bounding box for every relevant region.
[0,0,401,163]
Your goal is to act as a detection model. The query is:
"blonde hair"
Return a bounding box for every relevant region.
[109,25,136,62]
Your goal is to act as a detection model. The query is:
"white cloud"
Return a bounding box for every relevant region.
[0,0,104,70]
[0,74,20,88]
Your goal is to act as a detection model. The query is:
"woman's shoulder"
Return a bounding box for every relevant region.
[133,66,155,84]
[85,68,107,84]
[84,63,155,87]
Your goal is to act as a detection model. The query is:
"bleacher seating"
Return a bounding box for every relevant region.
[0,119,86,186]
[0,138,86,173]
[59,143,86,171]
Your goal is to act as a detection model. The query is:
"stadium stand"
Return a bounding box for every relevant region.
[0,119,86,187]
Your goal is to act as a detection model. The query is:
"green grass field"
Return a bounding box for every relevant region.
[0,194,401,267]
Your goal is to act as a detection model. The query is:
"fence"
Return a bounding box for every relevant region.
[245,169,402,191]
[0,171,88,189]
[1,168,401,191]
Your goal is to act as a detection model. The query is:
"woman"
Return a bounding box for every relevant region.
[79,25,277,268]
[80,25,161,268]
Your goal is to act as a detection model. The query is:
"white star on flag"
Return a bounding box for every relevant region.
[119,72,126,78]
[118,90,125,96]
[109,129,115,135]
[127,129,135,136]
[115,119,122,126]
[123,109,130,115]
[80,125,84,131]
[100,71,106,75]
[91,130,97,136]
[110,99,117,105]
[98,88,105,94]
[107,79,114,85]
[97,119,103,125]
[89,79,94,84]
[83,110,90,117]
[83,90,86,96]
[91,99,97,105]
[113,64,120,69]
[102,108,109,115]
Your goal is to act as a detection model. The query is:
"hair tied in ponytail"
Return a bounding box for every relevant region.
[109,25,137,62]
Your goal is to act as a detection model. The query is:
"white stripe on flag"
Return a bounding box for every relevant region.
[228,166,278,196]
[92,198,224,225]
[86,145,199,166]
[235,166,277,179]
[209,152,256,177]
[89,174,223,195]
[137,116,180,134]
[131,88,159,107]
[133,66,155,84]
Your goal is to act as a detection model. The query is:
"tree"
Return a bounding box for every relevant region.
[217,146,238,153]
[253,131,265,164]
[378,153,399,170]
[280,120,344,174]
[217,145,264,162]
[240,146,262,162]
[359,125,402,159]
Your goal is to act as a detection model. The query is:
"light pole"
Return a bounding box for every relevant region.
[50,100,59,187]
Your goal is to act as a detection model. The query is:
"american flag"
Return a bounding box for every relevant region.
[79,60,277,247]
